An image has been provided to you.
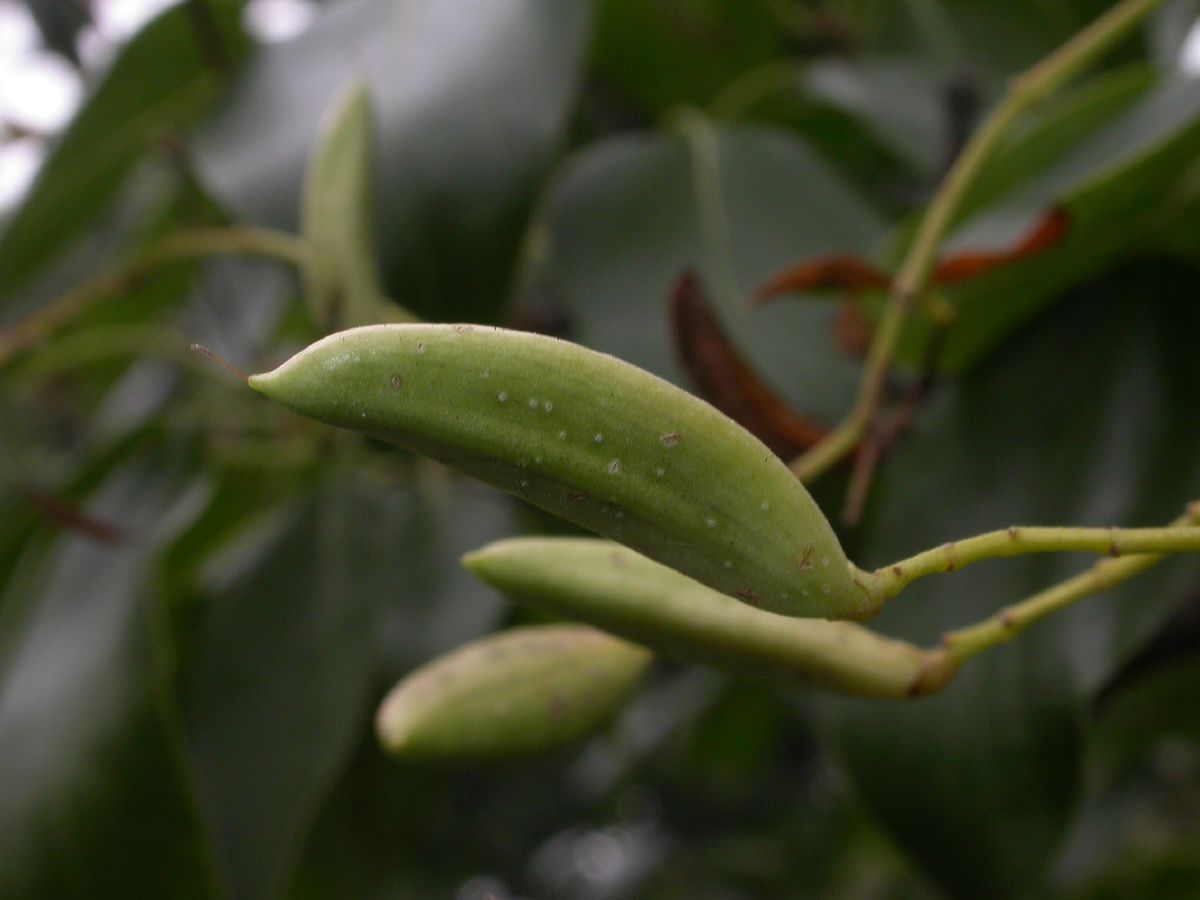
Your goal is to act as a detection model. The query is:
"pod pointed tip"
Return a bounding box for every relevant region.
[374,690,414,757]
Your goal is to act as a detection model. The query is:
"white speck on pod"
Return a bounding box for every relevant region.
[607,459,621,475]
[594,434,604,444]
[706,517,717,528]
[558,431,568,441]
[544,401,553,413]
[497,391,508,403]
[528,398,538,409]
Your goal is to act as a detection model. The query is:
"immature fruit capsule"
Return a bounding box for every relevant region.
[465,538,941,699]
[376,625,652,759]
[249,324,876,618]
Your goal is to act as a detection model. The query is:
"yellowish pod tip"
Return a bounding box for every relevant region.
[375,625,652,760]
[249,324,880,619]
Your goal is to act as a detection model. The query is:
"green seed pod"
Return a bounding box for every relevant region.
[376,625,652,759]
[464,538,944,699]
[249,324,876,618]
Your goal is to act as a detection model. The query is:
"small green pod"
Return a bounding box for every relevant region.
[375,625,652,759]
[464,538,944,699]
[249,324,876,618]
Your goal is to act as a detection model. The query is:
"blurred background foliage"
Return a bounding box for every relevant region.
[1,0,1200,897]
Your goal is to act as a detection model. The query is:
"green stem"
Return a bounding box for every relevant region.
[871,519,1200,601]
[671,108,741,311]
[788,0,1163,485]
[937,502,1200,671]
[13,323,243,384]
[709,60,803,122]
[0,226,306,367]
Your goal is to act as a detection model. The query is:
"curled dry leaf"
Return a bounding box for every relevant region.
[751,253,889,304]
[932,207,1070,283]
[833,297,875,357]
[750,206,1071,303]
[20,487,126,544]
[670,270,828,459]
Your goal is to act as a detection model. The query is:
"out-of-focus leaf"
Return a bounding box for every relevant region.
[0,449,218,897]
[23,0,90,64]
[1147,0,1200,68]
[192,0,591,321]
[926,72,1200,370]
[180,481,393,900]
[0,0,247,300]
[1092,653,1200,776]
[528,125,886,425]
[801,58,949,179]
[301,82,403,330]
[179,471,511,899]
[1070,841,1200,900]
[1057,644,1200,897]
[859,0,1132,77]
[670,270,826,457]
[590,0,791,116]
[824,268,1200,897]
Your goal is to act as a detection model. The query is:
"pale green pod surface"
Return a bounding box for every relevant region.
[464,538,939,699]
[376,625,652,759]
[249,324,875,618]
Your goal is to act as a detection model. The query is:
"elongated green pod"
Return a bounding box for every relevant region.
[249,324,876,618]
[376,625,652,759]
[464,539,949,699]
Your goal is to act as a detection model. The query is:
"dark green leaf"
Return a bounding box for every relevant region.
[924,71,1200,370]
[825,268,1200,896]
[23,0,90,65]
[179,472,511,899]
[192,0,591,321]
[529,125,885,423]
[0,450,219,898]
[590,0,790,116]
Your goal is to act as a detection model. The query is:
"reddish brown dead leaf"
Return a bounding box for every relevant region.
[933,206,1070,283]
[670,270,828,459]
[20,487,126,544]
[750,253,890,305]
[751,206,1071,307]
[833,297,875,357]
